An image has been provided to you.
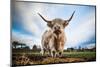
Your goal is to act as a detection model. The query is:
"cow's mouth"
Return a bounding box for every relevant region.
[54,30,61,35]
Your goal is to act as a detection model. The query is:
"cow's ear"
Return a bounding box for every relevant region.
[47,22,53,28]
[63,21,69,28]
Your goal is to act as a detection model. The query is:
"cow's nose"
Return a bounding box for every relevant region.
[58,26,60,29]
[54,26,60,30]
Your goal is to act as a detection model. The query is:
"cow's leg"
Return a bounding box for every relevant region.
[58,43,64,57]
[50,50,56,57]
[50,50,53,57]
[40,49,44,56]
[58,51,62,57]
[49,39,56,57]
[41,48,46,56]
[51,51,54,57]
[43,49,46,56]
[58,50,63,57]
[53,51,57,57]
[48,49,51,57]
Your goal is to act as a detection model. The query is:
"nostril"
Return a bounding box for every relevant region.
[54,26,60,30]
[54,27,57,30]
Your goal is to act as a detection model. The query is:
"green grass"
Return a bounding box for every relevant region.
[63,52,96,59]
[13,51,96,59]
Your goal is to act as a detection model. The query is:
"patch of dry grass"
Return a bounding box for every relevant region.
[12,51,96,66]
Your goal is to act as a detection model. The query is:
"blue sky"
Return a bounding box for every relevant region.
[12,2,96,49]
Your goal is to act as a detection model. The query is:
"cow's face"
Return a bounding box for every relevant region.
[38,11,75,35]
[49,18,68,34]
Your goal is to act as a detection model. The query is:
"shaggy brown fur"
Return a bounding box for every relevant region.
[38,11,75,57]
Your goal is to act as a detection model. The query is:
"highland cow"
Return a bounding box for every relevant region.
[38,11,75,57]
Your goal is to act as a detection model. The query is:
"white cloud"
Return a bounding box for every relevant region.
[15,2,47,36]
[86,43,96,49]
[12,31,42,49]
[65,12,95,48]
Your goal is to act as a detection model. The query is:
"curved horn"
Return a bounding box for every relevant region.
[38,13,51,23]
[67,11,75,22]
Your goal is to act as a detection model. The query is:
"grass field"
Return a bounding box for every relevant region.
[12,51,96,66]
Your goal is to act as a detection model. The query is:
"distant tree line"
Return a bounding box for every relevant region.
[12,41,30,50]
[65,46,96,52]
[12,41,96,52]
[12,41,41,52]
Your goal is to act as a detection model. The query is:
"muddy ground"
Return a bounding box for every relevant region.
[12,52,96,66]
